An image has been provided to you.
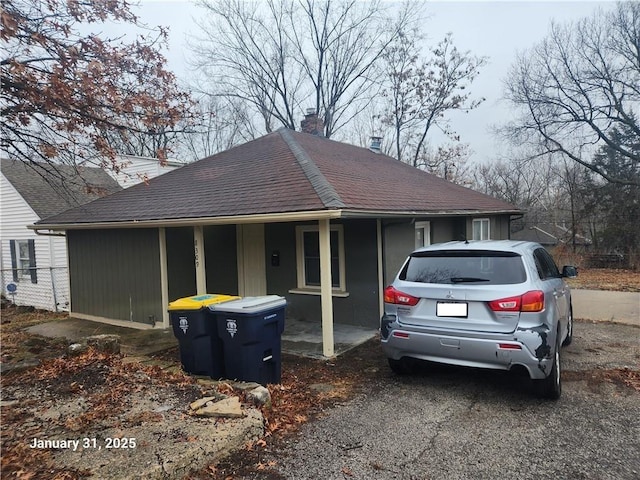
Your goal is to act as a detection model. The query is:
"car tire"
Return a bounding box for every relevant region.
[535,330,562,400]
[388,358,413,375]
[562,304,574,346]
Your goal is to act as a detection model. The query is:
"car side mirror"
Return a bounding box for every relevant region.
[562,266,578,278]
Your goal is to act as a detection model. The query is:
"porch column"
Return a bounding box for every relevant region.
[193,225,207,295]
[158,227,170,328]
[377,219,384,318]
[319,218,334,357]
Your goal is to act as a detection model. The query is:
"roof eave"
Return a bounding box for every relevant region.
[30,207,521,232]
[30,209,346,231]
[339,208,522,219]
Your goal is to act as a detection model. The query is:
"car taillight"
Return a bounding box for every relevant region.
[488,295,521,312]
[383,286,419,306]
[488,290,544,313]
[521,290,544,312]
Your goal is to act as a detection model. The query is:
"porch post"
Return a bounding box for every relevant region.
[193,225,207,295]
[377,219,384,318]
[319,218,334,357]
[158,227,170,328]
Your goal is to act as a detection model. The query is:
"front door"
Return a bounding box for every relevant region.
[236,224,267,296]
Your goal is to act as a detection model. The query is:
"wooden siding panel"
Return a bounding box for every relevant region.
[68,229,162,324]
[165,227,196,302]
[203,225,238,295]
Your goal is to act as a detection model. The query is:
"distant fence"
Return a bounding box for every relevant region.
[0,267,69,312]
[585,254,631,270]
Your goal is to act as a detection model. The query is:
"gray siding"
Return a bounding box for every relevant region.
[204,225,238,295]
[264,222,297,295]
[382,216,497,285]
[382,220,414,286]
[68,228,162,324]
[494,215,511,239]
[166,227,196,302]
[464,215,512,240]
[166,225,238,301]
[265,220,380,328]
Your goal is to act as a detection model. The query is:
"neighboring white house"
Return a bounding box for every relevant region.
[107,154,186,186]
[0,156,183,311]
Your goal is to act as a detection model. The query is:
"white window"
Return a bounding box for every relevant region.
[10,239,37,283]
[294,225,346,292]
[472,218,490,240]
[415,221,431,249]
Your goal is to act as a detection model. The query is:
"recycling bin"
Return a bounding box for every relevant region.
[209,295,286,385]
[168,294,239,378]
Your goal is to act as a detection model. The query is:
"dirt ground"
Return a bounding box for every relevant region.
[1,267,638,479]
[0,307,373,480]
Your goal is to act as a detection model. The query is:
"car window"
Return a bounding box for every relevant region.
[399,250,527,285]
[533,248,560,279]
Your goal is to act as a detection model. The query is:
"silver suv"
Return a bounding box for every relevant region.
[380,240,577,399]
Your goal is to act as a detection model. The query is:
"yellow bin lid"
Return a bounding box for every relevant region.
[168,294,240,311]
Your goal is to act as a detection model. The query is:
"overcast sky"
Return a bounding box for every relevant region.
[131,0,615,164]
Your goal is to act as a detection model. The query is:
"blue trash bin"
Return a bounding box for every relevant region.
[209,295,286,385]
[168,294,239,378]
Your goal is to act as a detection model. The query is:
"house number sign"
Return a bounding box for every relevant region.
[194,238,201,269]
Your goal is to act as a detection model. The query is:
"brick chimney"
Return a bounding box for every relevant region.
[369,136,382,153]
[300,108,324,136]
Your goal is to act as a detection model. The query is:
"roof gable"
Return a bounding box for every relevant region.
[1,159,122,219]
[36,129,518,226]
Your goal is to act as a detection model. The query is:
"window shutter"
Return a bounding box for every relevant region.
[28,239,37,284]
[9,240,18,282]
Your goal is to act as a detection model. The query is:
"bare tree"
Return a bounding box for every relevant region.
[472,156,553,223]
[503,1,640,186]
[419,143,472,185]
[179,96,259,160]
[1,0,193,179]
[190,0,418,138]
[381,31,486,166]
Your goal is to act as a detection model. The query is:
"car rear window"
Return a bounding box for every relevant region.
[399,250,527,285]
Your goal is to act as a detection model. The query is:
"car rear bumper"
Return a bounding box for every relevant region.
[380,315,553,380]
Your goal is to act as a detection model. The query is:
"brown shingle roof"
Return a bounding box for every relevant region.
[36,129,518,226]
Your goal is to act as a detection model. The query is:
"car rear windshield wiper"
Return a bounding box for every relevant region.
[450,277,490,283]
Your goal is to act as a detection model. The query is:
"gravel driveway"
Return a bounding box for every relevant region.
[244,320,640,480]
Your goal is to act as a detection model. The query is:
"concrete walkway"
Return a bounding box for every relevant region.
[572,289,639,326]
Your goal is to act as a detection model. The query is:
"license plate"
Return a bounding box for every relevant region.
[437,302,468,318]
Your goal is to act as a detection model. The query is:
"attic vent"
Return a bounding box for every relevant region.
[369,136,382,153]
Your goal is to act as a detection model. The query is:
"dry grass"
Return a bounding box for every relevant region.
[567,268,640,292]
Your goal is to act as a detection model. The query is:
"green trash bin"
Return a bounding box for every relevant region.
[168,294,239,378]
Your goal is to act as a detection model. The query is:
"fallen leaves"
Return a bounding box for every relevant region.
[564,367,640,392]
[0,442,90,480]
[341,466,354,476]
[567,268,640,292]
[1,345,206,477]
[255,460,276,470]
